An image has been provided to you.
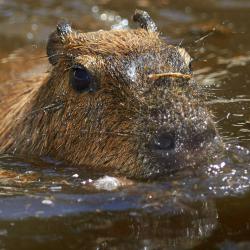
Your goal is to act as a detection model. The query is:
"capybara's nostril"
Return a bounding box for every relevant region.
[150,132,175,152]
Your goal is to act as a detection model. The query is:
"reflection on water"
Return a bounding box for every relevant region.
[0,146,250,249]
[0,155,220,250]
[0,202,217,249]
[0,0,250,249]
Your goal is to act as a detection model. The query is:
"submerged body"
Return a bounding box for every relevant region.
[0,10,221,179]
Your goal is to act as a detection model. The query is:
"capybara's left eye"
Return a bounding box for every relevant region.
[69,67,95,93]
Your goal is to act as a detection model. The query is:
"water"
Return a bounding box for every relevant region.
[0,0,250,249]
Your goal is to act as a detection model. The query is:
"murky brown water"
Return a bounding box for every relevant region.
[0,0,250,249]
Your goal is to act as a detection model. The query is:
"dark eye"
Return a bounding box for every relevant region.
[69,67,95,93]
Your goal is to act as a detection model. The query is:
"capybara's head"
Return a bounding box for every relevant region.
[31,10,220,178]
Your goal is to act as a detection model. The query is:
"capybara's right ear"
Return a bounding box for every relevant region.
[47,21,72,65]
[132,10,158,32]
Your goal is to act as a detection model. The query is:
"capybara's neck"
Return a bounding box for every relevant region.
[0,51,49,153]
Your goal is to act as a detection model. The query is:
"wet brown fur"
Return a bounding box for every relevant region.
[0,12,221,179]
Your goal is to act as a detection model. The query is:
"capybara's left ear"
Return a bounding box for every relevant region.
[47,21,72,65]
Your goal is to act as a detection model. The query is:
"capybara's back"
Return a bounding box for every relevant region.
[0,10,222,179]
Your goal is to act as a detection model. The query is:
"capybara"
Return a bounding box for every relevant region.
[0,10,222,179]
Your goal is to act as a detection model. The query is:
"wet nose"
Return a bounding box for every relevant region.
[149,132,175,152]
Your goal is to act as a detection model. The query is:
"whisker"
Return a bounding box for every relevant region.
[80,129,147,137]
[194,31,214,44]
[30,101,65,115]
[215,113,230,124]
[64,65,75,72]
[47,52,64,61]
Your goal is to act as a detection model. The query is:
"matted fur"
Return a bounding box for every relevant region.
[0,12,221,179]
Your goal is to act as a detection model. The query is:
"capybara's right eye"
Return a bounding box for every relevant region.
[69,67,95,93]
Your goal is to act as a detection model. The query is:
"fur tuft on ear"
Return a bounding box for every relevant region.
[132,10,157,32]
[57,21,72,36]
[47,21,72,65]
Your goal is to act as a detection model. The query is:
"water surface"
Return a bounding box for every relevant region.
[0,0,250,249]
